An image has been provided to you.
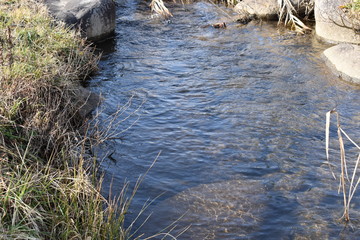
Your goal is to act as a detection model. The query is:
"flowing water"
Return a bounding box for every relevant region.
[90,0,360,239]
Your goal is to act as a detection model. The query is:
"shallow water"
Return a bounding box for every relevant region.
[90,0,360,239]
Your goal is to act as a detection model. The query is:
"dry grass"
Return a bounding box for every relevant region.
[0,0,172,239]
[150,0,173,18]
[326,109,360,222]
[277,0,313,33]
[0,0,99,164]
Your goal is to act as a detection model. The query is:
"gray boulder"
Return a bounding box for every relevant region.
[315,0,360,44]
[323,44,360,84]
[233,0,313,21]
[234,0,279,20]
[44,0,116,41]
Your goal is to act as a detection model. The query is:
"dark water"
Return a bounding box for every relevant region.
[90,0,360,239]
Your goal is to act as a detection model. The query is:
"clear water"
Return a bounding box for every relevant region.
[90,0,360,239]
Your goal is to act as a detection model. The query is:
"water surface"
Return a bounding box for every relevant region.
[90,1,360,238]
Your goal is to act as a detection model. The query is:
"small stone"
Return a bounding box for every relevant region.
[234,0,279,20]
[212,22,227,28]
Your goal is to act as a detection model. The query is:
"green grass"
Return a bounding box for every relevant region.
[341,0,360,13]
[0,0,145,239]
[348,0,360,11]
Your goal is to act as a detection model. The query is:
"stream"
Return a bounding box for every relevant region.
[90,0,360,239]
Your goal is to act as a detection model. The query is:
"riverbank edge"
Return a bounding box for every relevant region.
[0,1,131,239]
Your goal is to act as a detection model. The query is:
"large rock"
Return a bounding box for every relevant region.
[323,44,360,84]
[233,0,313,21]
[234,0,279,20]
[44,0,116,41]
[315,0,360,44]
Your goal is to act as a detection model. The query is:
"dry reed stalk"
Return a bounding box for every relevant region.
[278,0,312,33]
[150,0,173,18]
[326,109,360,222]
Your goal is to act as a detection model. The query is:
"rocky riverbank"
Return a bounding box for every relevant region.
[234,0,360,84]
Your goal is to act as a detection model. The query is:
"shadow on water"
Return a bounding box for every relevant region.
[91,0,360,238]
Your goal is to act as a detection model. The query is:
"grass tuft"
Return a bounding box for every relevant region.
[341,0,360,12]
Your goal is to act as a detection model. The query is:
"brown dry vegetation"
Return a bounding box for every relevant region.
[0,0,137,239]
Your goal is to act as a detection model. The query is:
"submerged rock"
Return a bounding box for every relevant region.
[322,44,360,84]
[142,174,360,239]
[44,0,116,41]
[296,186,360,239]
[145,179,269,239]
